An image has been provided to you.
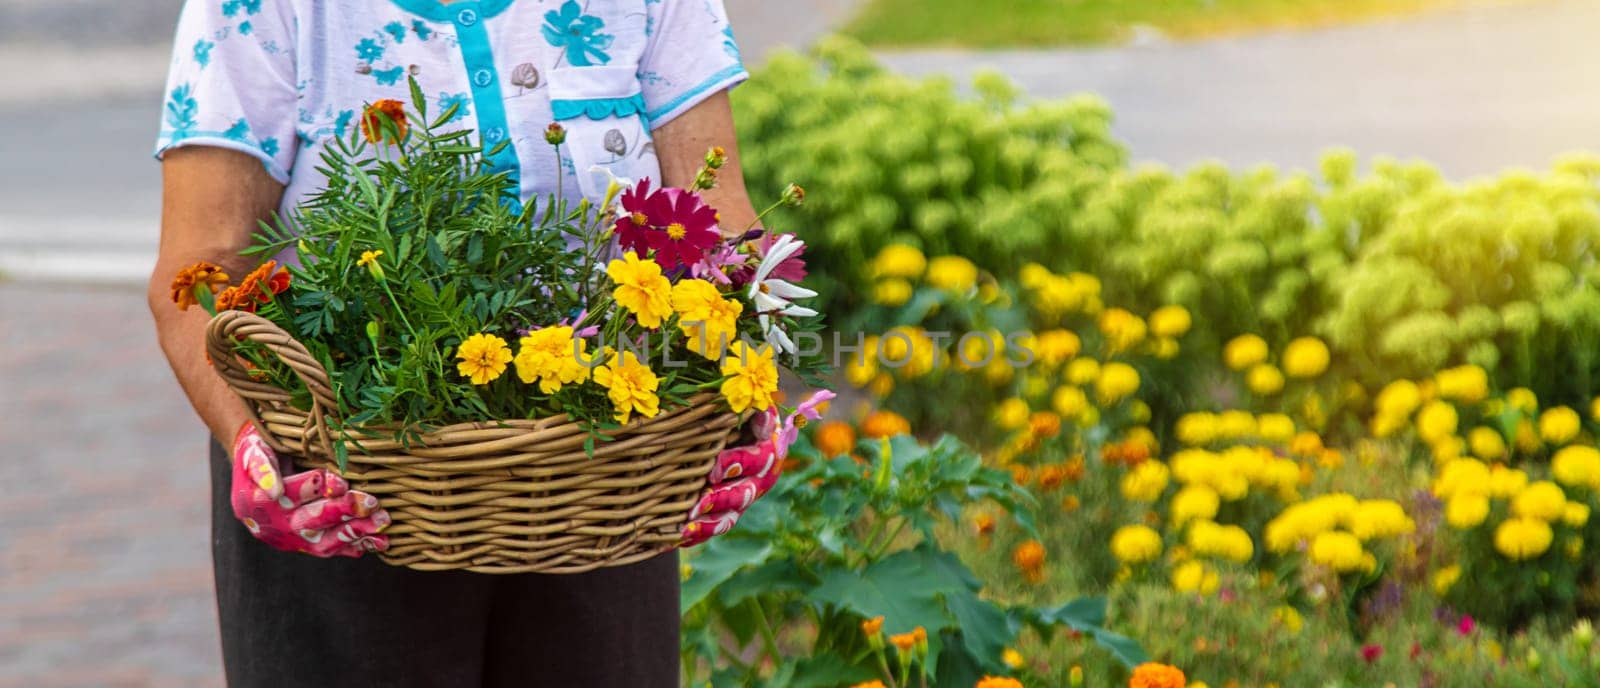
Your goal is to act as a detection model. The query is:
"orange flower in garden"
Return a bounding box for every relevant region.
[850,682,887,688]
[861,409,911,439]
[1036,463,1071,491]
[889,630,918,652]
[170,261,230,310]
[814,421,857,458]
[861,615,884,637]
[361,99,408,143]
[1062,494,1081,512]
[1013,540,1046,582]
[1028,411,1062,439]
[214,285,256,313]
[1010,464,1032,486]
[234,260,291,305]
[976,677,1024,688]
[974,513,997,536]
[1129,662,1186,688]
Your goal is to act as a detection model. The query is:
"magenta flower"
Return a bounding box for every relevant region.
[645,187,720,269]
[753,389,836,460]
[1456,614,1475,636]
[613,177,661,257]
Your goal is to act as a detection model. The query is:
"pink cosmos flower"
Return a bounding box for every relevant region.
[1360,644,1383,663]
[1456,614,1475,636]
[610,177,720,270]
[753,389,836,459]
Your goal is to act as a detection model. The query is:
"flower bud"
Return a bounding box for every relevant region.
[781,183,806,207]
[705,145,727,168]
[544,122,566,145]
[1069,665,1084,687]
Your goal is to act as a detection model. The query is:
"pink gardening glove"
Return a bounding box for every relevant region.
[232,423,391,557]
[681,391,835,547]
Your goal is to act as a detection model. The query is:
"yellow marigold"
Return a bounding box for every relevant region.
[513,326,592,393]
[1031,329,1081,368]
[1019,262,1051,289]
[1539,406,1581,446]
[1170,560,1219,595]
[1506,387,1539,415]
[1433,458,1491,499]
[1188,520,1254,562]
[814,421,857,458]
[671,278,742,358]
[872,244,926,279]
[1416,401,1458,445]
[1121,461,1171,502]
[1445,494,1490,529]
[1494,516,1554,560]
[1149,305,1192,338]
[1000,648,1024,670]
[1098,308,1148,353]
[593,349,661,423]
[975,678,1024,688]
[1282,337,1330,378]
[1223,334,1268,371]
[1592,396,1600,422]
[1095,363,1141,405]
[1065,358,1100,386]
[607,251,673,328]
[1512,481,1568,521]
[1216,410,1257,440]
[1256,413,1296,444]
[844,336,879,388]
[1514,419,1541,454]
[1433,564,1461,596]
[356,249,383,268]
[861,409,911,439]
[718,342,778,414]
[1170,485,1220,527]
[1435,365,1490,404]
[454,333,513,385]
[1130,400,1153,425]
[169,260,231,311]
[1374,379,1422,418]
[1348,499,1415,541]
[1468,427,1507,461]
[1176,413,1219,446]
[1013,540,1046,581]
[872,278,913,306]
[1110,525,1163,564]
[1552,445,1600,489]
[1290,432,1324,457]
[995,398,1031,430]
[1051,386,1088,420]
[1129,662,1187,688]
[1563,501,1590,528]
[1489,464,1529,498]
[1309,531,1365,572]
[1245,364,1285,396]
[1271,605,1304,634]
[925,255,978,292]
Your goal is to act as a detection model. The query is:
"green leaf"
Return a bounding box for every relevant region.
[407,75,426,121]
[945,590,1010,672]
[717,558,810,606]
[681,536,773,613]
[786,655,876,688]
[810,547,966,636]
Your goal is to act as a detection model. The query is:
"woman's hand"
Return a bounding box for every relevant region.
[231,424,391,557]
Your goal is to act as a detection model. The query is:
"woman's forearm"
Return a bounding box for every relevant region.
[150,147,286,446]
[652,89,762,234]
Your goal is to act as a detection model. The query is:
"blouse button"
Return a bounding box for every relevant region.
[472,68,493,87]
[455,8,478,26]
[485,127,504,143]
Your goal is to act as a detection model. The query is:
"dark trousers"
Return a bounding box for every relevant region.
[208,442,680,687]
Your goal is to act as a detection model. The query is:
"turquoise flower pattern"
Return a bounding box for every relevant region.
[165,84,198,132]
[412,20,433,41]
[372,65,405,86]
[384,21,407,44]
[438,92,470,123]
[223,117,252,141]
[355,37,384,63]
[542,1,613,66]
[194,38,215,68]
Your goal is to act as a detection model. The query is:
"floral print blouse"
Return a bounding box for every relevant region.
[155,0,747,214]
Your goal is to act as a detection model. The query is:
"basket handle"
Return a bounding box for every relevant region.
[206,309,340,457]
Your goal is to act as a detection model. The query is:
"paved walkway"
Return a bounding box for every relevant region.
[878,0,1600,179]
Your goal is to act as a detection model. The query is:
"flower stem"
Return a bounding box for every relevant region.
[748,598,782,666]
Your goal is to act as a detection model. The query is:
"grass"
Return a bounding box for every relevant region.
[843,0,1488,49]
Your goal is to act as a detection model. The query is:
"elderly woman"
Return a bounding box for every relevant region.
[147,1,763,685]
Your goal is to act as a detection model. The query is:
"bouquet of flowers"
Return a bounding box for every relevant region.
[171,83,830,572]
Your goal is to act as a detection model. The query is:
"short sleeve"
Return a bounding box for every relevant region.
[638,0,748,127]
[154,0,297,183]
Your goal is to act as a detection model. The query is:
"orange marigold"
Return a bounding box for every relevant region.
[974,513,997,536]
[1028,411,1062,439]
[1129,662,1186,688]
[361,98,408,143]
[1036,463,1071,491]
[861,410,911,439]
[233,260,291,305]
[861,615,884,637]
[1013,540,1046,582]
[850,682,887,688]
[976,677,1024,688]
[214,285,256,313]
[889,630,917,652]
[170,261,230,311]
[814,420,857,458]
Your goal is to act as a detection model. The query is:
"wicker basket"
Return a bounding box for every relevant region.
[205,310,746,574]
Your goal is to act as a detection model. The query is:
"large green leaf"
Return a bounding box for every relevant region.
[1028,596,1149,668]
[945,590,1009,673]
[681,536,773,613]
[784,655,878,688]
[717,559,811,606]
[810,548,966,635]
